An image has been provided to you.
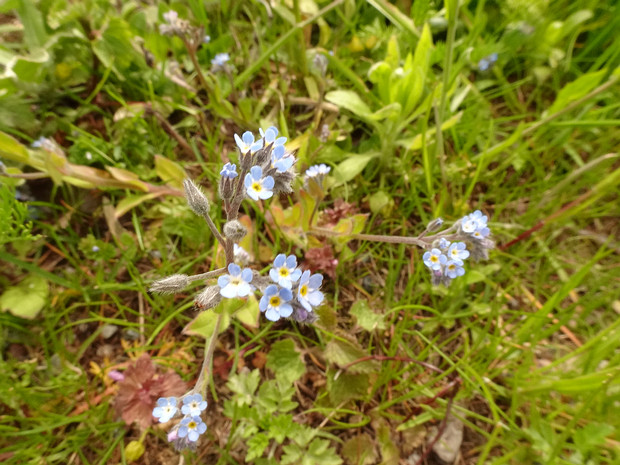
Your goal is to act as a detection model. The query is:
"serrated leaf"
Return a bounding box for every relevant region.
[0,274,48,319]
[350,300,386,331]
[155,155,186,189]
[246,432,270,461]
[266,340,305,385]
[227,369,261,406]
[325,90,373,119]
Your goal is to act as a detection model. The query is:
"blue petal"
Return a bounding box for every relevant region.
[279,303,293,318]
[265,284,278,297]
[241,268,253,283]
[262,176,275,189]
[242,131,254,145]
[273,254,286,267]
[249,165,262,180]
[280,287,293,301]
[228,263,241,276]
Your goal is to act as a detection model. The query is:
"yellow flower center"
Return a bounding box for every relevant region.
[188,421,197,429]
[299,285,308,297]
[431,255,438,262]
[279,268,289,277]
[252,182,262,192]
[269,296,281,307]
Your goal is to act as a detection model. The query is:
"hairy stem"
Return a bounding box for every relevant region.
[194,312,223,396]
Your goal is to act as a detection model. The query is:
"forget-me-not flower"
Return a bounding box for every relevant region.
[269,254,302,289]
[181,393,208,417]
[297,270,324,311]
[437,238,451,250]
[218,263,253,298]
[153,397,178,423]
[211,52,230,68]
[444,260,465,279]
[478,52,498,71]
[178,416,207,442]
[447,242,470,265]
[244,166,274,200]
[235,131,263,155]
[220,162,238,179]
[259,126,287,147]
[462,210,488,234]
[271,145,294,173]
[423,248,447,271]
[163,10,179,24]
[260,285,294,321]
[305,164,331,178]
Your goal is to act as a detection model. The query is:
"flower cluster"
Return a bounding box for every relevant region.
[159,10,190,36]
[260,254,324,323]
[153,393,208,450]
[423,239,470,286]
[304,163,331,189]
[421,210,494,286]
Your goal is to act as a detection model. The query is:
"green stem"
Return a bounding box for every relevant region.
[194,312,223,396]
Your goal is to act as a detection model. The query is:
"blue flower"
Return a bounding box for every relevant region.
[478,53,498,71]
[234,131,263,154]
[211,52,230,67]
[447,242,469,265]
[181,393,208,417]
[305,164,331,178]
[444,260,465,279]
[259,126,287,147]
[244,166,274,200]
[423,248,447,271]
[178,415,207,442]
[271,145,295,173]
[259,285,293,321]
[153,397,178,423]
[269,254,302,289]
[297,270,324,311]
[203,35,211,44]
[472,226,491,240]
[217,263,253,298]
[461,210,488,234]
[220,162,238,179]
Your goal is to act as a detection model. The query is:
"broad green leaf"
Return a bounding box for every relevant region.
[155,155,186,189]
[341,433,377,465]
[350,300,386,331]
[0,130,29,163]
[0,274,48,319]
[333,153,377,183]
[7,48,49,83]
[324,339,379,373]
[325,90,373,120]
[233,293,260,328]
[327,369,369,404]
[368,190,392,215]
[115,193,161,218]
[266,340,305,385]
[16,0,47,49]
[385,35,400,68]
[547,69,606,115]
[106,166,149,191]
[182,303,231,339]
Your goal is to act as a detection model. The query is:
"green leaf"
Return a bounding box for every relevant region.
[547,69,606,115]
[327,369,369,404]
[0,130,30,163]
[341,433,377,465]
[182,302,232,339]
[233,293,260,328]
[333,154,377,183]
[350,300,386,331]
[16,0,48,49]
[325,90,373,120]
[368,190,392,215]
[0,274,48,319]
[246,433,270,461]
[115,193,161,218]
[324,339,379,373]
[155,155,186,189]
[227,369,261,406]
[266,340,305,385]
